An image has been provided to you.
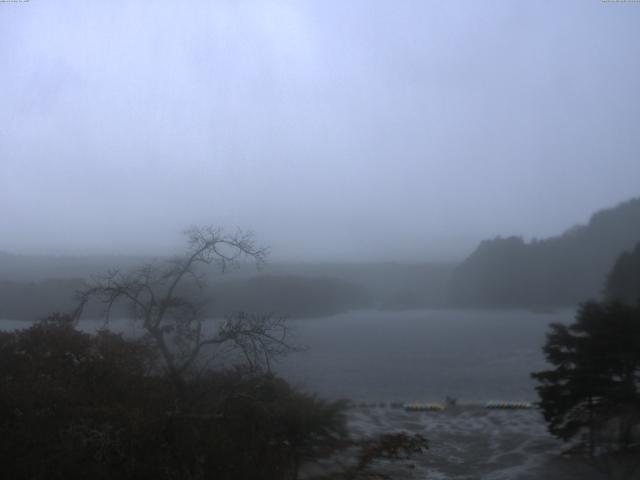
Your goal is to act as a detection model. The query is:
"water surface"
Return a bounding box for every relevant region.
[1,308,574,403]
[275,308,574,402]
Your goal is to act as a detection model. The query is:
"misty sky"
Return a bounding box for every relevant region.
[1,1,640,261]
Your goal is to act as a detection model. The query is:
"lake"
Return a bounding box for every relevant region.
[1,308,574,403]
[276,308,574,403]
[5,308,603,479]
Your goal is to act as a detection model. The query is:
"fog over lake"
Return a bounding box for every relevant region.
[2,2,639,478]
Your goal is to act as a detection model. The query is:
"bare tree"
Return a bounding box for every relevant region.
[74,226,295,384]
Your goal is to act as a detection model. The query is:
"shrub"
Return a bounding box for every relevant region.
[0,314,349,480]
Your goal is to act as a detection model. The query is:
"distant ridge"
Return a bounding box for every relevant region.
[448,197,640,307]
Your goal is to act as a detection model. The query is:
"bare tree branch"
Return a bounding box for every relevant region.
[73,227,290,384]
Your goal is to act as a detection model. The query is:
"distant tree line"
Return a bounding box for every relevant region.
[209,275,372,318]
[0,278,85,320]
[0,275,371,322]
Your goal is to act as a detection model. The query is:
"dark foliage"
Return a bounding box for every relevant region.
[0,315,349,480]
[605,242,640,305]
[532,301,640,455]
[449,197,640,307]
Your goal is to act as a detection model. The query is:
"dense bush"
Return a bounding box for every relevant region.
[0,315,349,480]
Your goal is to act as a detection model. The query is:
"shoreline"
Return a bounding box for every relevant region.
[324,406,603,480]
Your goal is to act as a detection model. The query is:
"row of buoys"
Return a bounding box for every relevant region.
[354,402,441,409]
[354,402,398,409]
[403,403,446,412]
[351,401,534,411]
[485,401,533,410]
[353,402,446,410]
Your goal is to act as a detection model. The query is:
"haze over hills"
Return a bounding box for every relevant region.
[1,196,639,319]
[0,253,453,320]
[448,197,640,307]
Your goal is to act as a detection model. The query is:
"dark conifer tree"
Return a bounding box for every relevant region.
[532,301,640,455]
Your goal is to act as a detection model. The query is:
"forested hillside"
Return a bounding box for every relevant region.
[448,197,640,307]
[605,241,640,304]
